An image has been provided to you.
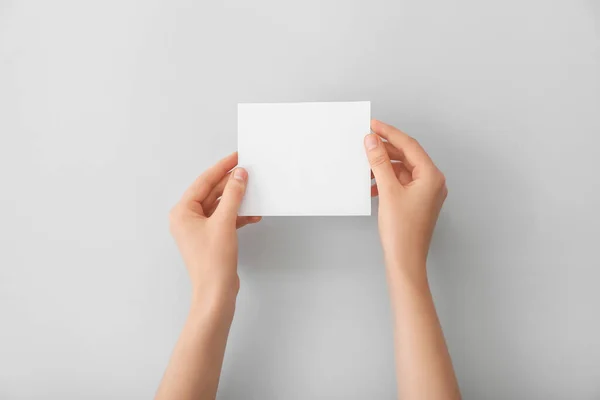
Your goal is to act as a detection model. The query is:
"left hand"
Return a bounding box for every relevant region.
[169,152,261,303]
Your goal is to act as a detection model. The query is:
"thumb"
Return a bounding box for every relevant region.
[364,134,397,193]
[214,167,247,222]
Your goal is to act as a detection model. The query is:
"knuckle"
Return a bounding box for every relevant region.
[227,179,245,196]
[433,171,446,190]
[437,171,446,186]
[369,152,389,168]
[425,168,446,190]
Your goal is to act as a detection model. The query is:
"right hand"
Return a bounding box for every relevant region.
[365,120,448,281]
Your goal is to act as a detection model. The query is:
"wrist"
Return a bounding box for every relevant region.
[190,284,238,321]
[385,264,433,311]
[384,256,429,290]
[191,271,240,304]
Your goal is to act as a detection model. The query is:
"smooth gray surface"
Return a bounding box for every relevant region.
[1,1,599,399]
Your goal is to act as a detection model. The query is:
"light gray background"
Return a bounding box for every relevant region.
[1,1,599,399]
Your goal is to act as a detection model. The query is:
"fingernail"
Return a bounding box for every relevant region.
[365,134,378,150]
[233,168,247,182]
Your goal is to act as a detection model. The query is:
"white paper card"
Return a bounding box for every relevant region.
[238,101,371,216]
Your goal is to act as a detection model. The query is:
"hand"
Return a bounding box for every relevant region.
[365,121,459,399]
[365,120,448,281]
[169,152,261,303]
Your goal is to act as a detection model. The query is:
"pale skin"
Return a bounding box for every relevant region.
[156,120,461,400]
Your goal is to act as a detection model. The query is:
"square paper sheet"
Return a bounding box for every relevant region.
[238,101,371,216]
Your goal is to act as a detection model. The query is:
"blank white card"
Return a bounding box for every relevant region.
[238,101,371,216]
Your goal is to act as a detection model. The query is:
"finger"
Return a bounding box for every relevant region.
[371,120,434,173]
[205,198,220,217]
[371,163,412,197]
[371,184,378,197]
[383,142,408,163]
[364,133,398,193]
[236,216,262,229]
[371,162,411,182]
[182,152,238,204]
[368,142,414,178]
[201,171,231,210]
[393,161,413,186]
[371,141,404,179]
[213,168,248,223]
